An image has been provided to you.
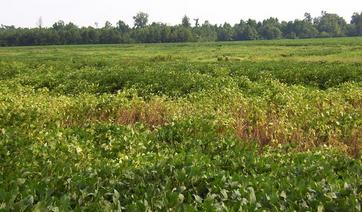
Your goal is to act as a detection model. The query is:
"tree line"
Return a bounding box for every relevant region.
[1,11,362,46]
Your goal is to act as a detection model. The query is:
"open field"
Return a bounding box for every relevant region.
[0,37,362,211]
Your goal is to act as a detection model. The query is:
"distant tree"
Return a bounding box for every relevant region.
[315,11,347,37]
[290,19,318,38]
[52,20,65,30]
[80,27,99,44]
[63,22,81,44]
[0,11,361,46]
[264,18,280,26]
[182,15,191,27]
[280,13,318,39]
[261,25,282,39]
[351,12,362,35]
[304,13,313,23]
[97,21,123,44]
[204,20,211,26]
[232,19,260,40]
[244,25,259,40]
[217,23,234,41]
[194,18,200,27]
[233,20,246,40]
[133,12,149,28]
[196,21,217,41]
[116,20,130,33]
[173,26,193,42]
[99,29,121,44]
[145,22,163,43]
[247,19,258,28]
[104,21,113,29]
[260,18,282,39]
[0,25,15,30]
[52,20,67,44]
[160,26,172,42]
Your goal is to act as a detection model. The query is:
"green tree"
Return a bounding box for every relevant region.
[315,11,347,37]
[104,21,113,29]
[116,20,130,33]
[52,20,65,31]
[261,25,282,39]
[260,18,282,39]
[133,12,149,28]
[244,25,259,40]
[64,23,81,44]
[299,21,318,38]
[196,21,217,41]
[233,20,246,40]
[351,12,362,36]
[182,15,191,27]
[194,18,200,27]
[217,23,234,41]
[80,27,99,44]
[304,13,313,23]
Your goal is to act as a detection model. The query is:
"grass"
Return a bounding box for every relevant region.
[0,37,361,211]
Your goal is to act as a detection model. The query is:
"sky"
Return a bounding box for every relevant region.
[1,0,361,28]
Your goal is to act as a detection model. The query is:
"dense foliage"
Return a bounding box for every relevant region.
[0,38,361,211]
[1,12,362,46]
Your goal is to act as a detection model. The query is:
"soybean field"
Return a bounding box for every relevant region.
[0,37,362,211]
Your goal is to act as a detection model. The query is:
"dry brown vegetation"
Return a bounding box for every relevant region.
[233,106,361,157]
[114,101,168,128]
[63,99,169,129]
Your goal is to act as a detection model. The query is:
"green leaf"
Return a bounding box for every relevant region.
[248,187,256,204]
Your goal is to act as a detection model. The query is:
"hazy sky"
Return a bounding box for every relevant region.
[1,0,361,27]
